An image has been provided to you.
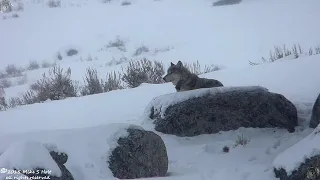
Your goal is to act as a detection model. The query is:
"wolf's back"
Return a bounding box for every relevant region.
[199,78,224,88]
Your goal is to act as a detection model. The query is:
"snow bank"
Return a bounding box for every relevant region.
[144,86,268,119]
[0,123,142,180]
[273,125,320,175]
[0,141,62,177]
[0,83,174,133]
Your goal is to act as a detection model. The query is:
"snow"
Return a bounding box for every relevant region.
[0,141,62,177]
[0,123,139,180]
[1,0,320,179]
[144,86,268,119]
[273,125,320,176]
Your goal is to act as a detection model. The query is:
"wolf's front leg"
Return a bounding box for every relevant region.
[175,80,182,92]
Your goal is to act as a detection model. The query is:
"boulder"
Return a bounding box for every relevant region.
[309,94,320,128]
[144,86,298,137]
[0,141,74,180]
[273,126,320,180]
[108,127,168,179]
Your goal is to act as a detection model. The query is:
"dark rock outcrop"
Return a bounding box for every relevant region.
[146,86,298,137]
[19,150,73,180]
[274,155,320,180]
[108,127,168,179]
[309,94,320,128]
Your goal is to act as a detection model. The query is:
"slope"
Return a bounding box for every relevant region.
[0,54,319,180]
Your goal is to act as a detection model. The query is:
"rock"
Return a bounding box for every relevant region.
[273,126,320,180]
[50,151,68,165]
[145,86,298,137]
[0,141,74,180]
[309,94,320,128]
[274,155,320,180]
[213,0,242,6]
[108,127,168,179]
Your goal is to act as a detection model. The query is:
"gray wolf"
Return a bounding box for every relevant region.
[163,61,224,92]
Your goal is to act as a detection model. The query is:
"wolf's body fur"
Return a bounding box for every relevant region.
[163,61,224,92]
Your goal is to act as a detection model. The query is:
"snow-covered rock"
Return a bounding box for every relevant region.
[0,141,67,180]
[309,93,320,128]
[144,86,298,137]
[273,125,320,180]
[0,123,168,180]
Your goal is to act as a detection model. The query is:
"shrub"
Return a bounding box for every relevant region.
[121,1,131,6]
[0,0,13,13]
[0,87,7,111]
[22,90,39,105]
[27,61,40,71]
[0,78,12,88]
[80,68,104,96]
[104,71,124,92]
[153,46,173,55]
[203,64,221,73]
[249,43,307,66]
[0,72,7,79]
[12,13,19,18]
[101,0,112,3]
[16,2,24,11]
[183,60,221,75]
[107,36,126,52]
[28,66,78,103]
[106,57,128,66]
[315,45,320,54]
[133,45,149,56]
[47,0,61,8]
[5,64,23,77]
[121,58,165,88]
[16,75,28,85]
[41,61,55,68]
[66,49,78,56]
[234,133,250,147]
[213,0,242,6]
[8,97,23,108]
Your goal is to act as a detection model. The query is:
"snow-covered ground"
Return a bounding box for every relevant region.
[1,0,320,179]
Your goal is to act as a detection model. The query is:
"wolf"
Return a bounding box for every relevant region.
[163,61,224,92]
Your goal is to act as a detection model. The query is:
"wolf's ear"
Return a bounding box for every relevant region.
[177,61,183,67]
[170,62,174,66]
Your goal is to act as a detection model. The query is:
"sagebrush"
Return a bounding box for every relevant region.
[104,71,124,92]
[0,59,223,110]
[81,68,104,96]
[27,66,79,103]
[47,0,61,8]
[107,36,126,52]
[183,60,221,75]
[121,58,165,88]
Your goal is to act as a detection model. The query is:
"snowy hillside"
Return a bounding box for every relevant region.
[1,0,320,179]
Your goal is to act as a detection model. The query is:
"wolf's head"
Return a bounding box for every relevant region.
[163,61,190,85]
